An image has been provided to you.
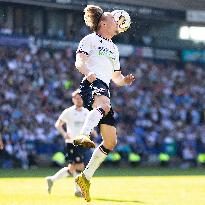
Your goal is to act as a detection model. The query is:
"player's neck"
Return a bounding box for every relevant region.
[97,30,113,40]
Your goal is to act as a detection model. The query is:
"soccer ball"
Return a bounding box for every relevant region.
[111,10,131,33]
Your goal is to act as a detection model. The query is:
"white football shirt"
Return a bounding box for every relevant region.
[76,33,120,86]
[59,105,89,143]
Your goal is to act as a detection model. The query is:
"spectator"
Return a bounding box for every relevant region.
[0,46,205,167]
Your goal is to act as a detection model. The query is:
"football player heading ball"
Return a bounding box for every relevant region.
[74,5,135,202]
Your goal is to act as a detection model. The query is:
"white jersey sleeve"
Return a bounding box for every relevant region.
[76,35,92,55]
[59,108,71,123]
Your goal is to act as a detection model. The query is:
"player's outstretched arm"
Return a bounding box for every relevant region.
[112,70,135,86]
[75,53,96,83]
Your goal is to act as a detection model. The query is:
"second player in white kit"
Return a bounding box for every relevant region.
[46,90,90,197]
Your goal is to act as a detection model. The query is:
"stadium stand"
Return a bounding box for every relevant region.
[0,45,205,168]
[0,0,205,168]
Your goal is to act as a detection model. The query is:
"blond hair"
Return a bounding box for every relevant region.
[84,5,104,32]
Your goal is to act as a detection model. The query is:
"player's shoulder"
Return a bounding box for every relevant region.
[62,106,75,114]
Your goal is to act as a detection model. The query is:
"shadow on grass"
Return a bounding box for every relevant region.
[94,197,144,203]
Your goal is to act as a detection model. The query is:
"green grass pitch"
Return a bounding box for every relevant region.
[0,167,205,205]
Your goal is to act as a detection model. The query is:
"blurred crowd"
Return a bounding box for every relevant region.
[0,45,205,169]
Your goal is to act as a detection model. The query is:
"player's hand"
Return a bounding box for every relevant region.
[86,72,97,83]
[124,74,135,85]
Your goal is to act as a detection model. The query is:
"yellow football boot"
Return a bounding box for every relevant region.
[73,135,95,148]
[75,173,91,202]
